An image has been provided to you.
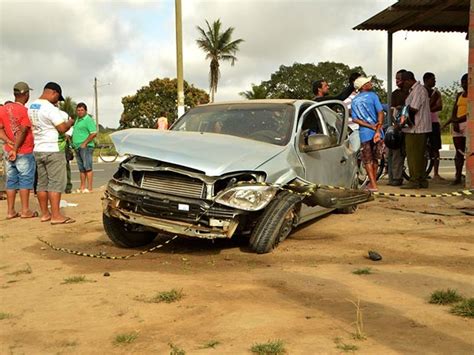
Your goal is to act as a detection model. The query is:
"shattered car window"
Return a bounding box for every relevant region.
[172,103,295,146]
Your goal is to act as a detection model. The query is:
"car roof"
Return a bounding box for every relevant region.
[200,99,298,106]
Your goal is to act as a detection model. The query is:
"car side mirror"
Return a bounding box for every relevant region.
[303,134,332,152]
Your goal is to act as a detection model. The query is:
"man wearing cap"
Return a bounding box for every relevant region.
[0,82,38,219]
[72,102,97,193]
[28,82,75,224]
[400,71,432,189]
[351,76,384,192]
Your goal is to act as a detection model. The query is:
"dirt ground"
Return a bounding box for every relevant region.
[1,181,473,354]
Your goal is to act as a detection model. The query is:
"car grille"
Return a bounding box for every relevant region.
[140,172,205,198]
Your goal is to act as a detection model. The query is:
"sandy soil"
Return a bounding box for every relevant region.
[0,182,473,354]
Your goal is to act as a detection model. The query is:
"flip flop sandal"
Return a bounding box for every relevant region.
[51,217,76,225]
[6,212,21,220]
[21,211,39,219]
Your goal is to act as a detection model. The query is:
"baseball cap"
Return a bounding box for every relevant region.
[13,82,33,94]
[354,76,372,91]
[44,82,65,101]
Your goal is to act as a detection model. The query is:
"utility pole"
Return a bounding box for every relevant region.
[175,0,185,118]
[94,77,99,132]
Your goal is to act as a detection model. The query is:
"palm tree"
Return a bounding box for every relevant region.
[239,84,268,99]
[196,19,244,102]
[59,96,77,118]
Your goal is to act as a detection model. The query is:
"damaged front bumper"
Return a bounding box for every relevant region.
[103,180,241,239]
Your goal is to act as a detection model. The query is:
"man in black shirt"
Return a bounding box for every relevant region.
[312,72,359,102]
[388,69,409,186]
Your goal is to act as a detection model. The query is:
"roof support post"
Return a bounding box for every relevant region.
[467,1,474,188]
[387,31,393,121]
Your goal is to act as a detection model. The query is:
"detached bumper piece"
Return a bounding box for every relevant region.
[103,180,242,239]
[287,179,373,208]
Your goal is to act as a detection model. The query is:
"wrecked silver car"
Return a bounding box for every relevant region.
[103,100,370,253]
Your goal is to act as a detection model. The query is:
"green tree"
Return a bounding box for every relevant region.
[439,81,461,132]
[120,77,209,129]
[59,96,77,118]
[253,61,386,101]
[239,83,268,99]
[196,19,244,102]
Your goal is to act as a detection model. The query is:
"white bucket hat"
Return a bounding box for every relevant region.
[354,76,372,91]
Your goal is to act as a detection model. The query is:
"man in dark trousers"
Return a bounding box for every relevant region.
[388,69,409,186]
[400,71,432,189]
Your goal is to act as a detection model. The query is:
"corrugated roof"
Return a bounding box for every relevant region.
[354,0,469,33]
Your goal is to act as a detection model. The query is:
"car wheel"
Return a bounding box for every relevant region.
[248,191,301,254]
[103,213,157,248]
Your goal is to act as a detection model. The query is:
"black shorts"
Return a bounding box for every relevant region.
[428,122,442,151]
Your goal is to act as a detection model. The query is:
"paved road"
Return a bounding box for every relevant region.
[70,161,119,190]
[69,149,463,191]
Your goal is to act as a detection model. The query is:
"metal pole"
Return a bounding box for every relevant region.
[466,0,474,188]
[387,31,393,121]
[94,77,99,132]
[175,0,185,118]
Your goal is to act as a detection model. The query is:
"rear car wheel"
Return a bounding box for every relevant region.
[103,213,157,248]
[249,191,301,254]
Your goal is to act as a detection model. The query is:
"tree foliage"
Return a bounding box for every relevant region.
[196,19,244,102]
[439,81,461,131]
[246,61,386,101]
[59,96,77,118]
[239,84,268,99]
[120,78,209,129]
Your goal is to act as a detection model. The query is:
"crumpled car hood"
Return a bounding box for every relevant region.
[110,129,286,176]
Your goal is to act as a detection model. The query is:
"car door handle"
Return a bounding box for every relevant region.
[340,157,347,164]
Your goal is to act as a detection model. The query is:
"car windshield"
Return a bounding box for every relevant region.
[172,103,295,146]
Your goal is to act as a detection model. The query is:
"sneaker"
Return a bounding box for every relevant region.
[400,182,420,189]
[82,188,90,193]
[419,180,429,189]
[388,179,403,186]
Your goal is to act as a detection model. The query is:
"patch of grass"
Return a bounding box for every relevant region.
[0,312,12,320]
[352,267,372,275]
[114,331,139,345]
[169,342,186,355]
[429,289,464,305]
[62,276,94,284]
[336,342,359,352]
[201,340,220,349]
[8,263,32,276]
[250,340,286,355]
[135,289,184,304]
[450,298,474,318]
[60,340,78,347]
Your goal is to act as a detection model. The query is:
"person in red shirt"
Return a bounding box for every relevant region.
[0,82,37,219]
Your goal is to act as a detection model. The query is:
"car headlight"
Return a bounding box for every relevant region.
[215,185,277,211]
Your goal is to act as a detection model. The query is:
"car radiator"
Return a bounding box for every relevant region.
[140,172,205,199]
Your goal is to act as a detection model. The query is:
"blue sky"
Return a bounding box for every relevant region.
[0,0,468,128]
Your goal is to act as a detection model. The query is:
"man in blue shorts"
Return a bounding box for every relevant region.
[351,76,385,192]
[0,82,37,219]
[72,102,97,193]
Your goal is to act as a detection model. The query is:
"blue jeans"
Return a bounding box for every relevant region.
[5,153,36,190]
[75,147,94,172]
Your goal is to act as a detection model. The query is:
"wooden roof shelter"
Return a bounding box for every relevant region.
[354,0,473,187]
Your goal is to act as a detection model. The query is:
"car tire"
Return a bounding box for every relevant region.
[103,213,157,248]
[248,191,301,254]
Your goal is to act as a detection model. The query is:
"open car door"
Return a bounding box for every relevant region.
[294,100,372,211]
